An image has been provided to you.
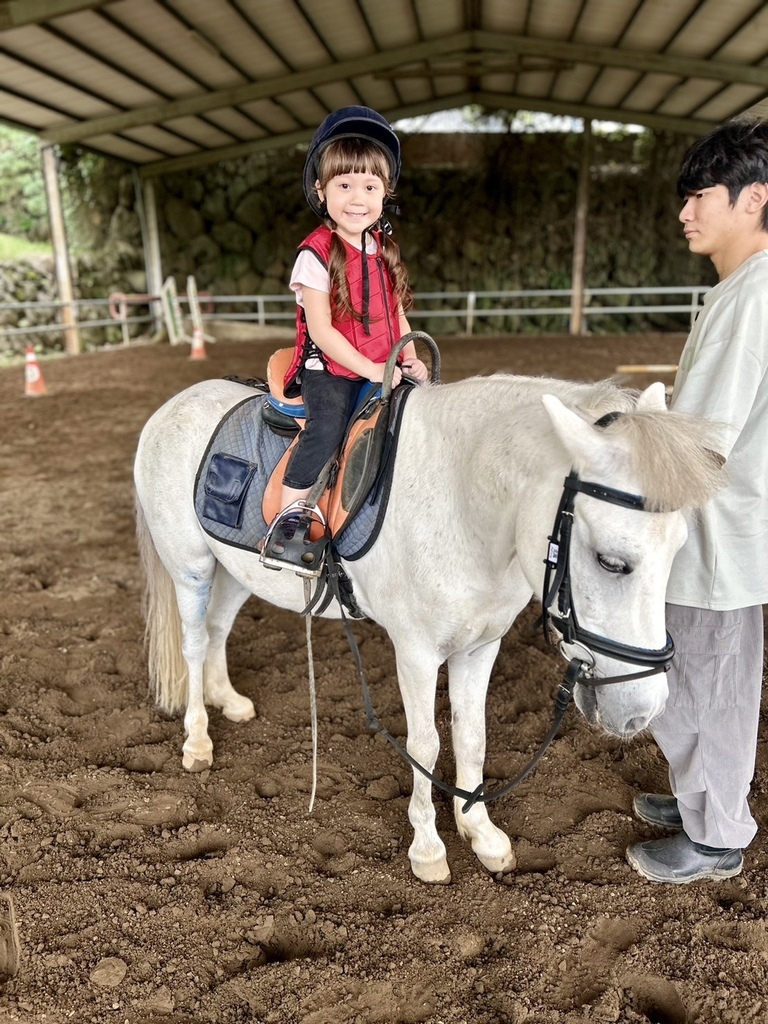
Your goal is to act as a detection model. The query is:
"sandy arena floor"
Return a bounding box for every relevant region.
[1,332,766,1024]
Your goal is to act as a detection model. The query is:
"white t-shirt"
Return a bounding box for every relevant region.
[666,248,768,609]
[289,234,378,305]
[289,249,330,306]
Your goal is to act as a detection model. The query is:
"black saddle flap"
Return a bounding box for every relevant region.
[261,398,301,437]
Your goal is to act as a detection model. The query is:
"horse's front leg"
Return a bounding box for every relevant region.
[448,642,516,876]
[395,647,451,884]
[204,563,255,722]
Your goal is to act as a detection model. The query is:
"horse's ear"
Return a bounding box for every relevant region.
[636,381,668,412]
[541,394,605,463]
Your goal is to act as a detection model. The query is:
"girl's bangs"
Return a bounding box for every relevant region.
[319,139,391,184]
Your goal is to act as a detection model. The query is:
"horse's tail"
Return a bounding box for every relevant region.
[134,490,188,715]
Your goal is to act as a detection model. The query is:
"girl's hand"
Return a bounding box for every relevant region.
[368,362,402,388]
[400,357,429,384]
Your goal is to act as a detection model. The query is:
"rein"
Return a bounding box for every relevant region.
[326,468,674,815]
[325,550,584,814]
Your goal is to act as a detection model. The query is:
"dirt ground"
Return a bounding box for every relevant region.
[2,332,768,1024]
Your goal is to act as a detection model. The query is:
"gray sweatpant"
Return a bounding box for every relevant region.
[650,603,764,849]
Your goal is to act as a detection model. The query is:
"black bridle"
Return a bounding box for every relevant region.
[329,469,675,814]
[541,471,675,687]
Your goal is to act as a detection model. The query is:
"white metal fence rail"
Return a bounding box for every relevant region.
[183,285,710,332]
[0,284,710,348]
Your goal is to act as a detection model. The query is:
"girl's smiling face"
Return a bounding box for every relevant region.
[316,170,386,246]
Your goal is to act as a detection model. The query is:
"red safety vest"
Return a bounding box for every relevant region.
[284,225,401,398]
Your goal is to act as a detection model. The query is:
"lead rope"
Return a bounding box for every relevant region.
[323,550,579,813]
[303,577,318,812]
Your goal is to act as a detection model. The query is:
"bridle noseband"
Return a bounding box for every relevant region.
[541,471,675,687]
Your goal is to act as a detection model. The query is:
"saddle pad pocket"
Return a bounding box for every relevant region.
[202,452,257,528]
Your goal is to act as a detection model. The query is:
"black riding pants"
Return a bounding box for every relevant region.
[283,370,363,490]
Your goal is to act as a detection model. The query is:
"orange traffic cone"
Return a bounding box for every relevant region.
[189,324,207,360]
[24,345,47,397]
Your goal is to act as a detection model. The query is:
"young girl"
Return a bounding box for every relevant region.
[261,106,429,572]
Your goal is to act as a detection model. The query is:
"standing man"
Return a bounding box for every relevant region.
[626,116,768,883]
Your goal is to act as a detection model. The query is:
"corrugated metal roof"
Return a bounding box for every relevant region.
[0,0,766,175]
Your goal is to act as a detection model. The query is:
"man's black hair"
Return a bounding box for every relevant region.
[677,117,768,228]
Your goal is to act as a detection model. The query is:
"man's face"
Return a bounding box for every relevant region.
[678,183,746,260]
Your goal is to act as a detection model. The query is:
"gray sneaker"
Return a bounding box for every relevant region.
[632,792,683,830]
[626,830,743,884]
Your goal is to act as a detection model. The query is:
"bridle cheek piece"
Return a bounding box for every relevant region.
[541,471,675,693]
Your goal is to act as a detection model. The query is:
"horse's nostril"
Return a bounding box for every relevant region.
[623,716,649,737]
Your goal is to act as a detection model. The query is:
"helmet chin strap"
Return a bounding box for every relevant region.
[360,226,371,334]
[380,202,399,236]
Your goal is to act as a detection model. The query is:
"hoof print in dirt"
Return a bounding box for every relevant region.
[254,776,282,798]
[365,774,401,801]
[311,830,357,876]
[0,895,20,982]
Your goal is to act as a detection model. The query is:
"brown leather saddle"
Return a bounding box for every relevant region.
[260,348,392,542]
[258,334,441,576]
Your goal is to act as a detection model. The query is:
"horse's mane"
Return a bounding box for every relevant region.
[434,374,725,512]
[454,373,636,417]
[595,407,725,512]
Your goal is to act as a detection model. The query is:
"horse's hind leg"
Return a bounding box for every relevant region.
[135,491,217,772]
[448,642,516,876]
[173,569,217,772]
[204,562,255,722]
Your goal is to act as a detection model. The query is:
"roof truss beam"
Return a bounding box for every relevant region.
[42,31,475,144]
[138,92,475,177]
[474,30,768,89]
[0,1,109,30]
[139,89,717,178]
[472,91,708,135]
[40,28,768,147]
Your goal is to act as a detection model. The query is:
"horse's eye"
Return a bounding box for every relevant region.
[597,553,631,575]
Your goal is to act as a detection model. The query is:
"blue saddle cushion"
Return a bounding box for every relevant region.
[264,379,380,423]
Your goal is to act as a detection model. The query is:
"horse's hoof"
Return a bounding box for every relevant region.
[478,850,517,875]
[410,857,452,885]
[456,816,516,875]
[221,696,255,723]
[183,754,212,773]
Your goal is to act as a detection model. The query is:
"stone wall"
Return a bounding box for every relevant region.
[0,255,142,356]
[152,130,717,336]
[0,130,717,352]
[0,258,57,352]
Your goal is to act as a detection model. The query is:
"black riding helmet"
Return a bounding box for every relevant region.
[303,106,401,218]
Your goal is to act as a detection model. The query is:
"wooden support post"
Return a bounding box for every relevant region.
[569,119,592,337]
[137,174,164,334]
[40,142,80,355]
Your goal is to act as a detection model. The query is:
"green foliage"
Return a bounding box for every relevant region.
[58,145,126,251]
[0,129,128,252]
[0,232,52,259]
[0,126,48,240]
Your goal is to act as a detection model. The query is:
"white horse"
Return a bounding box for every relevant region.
[134,372,722,884]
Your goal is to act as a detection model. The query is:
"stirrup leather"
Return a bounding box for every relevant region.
[260,502,329,577]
